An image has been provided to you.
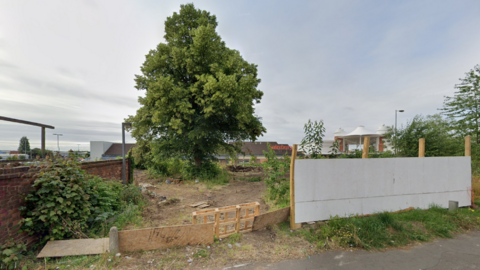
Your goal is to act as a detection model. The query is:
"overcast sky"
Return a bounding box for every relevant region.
[1,0,479,151]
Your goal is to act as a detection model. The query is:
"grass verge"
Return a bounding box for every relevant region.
[284,205,480,250]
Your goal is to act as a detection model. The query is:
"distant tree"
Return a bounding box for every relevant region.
[127,4,265,169]
[300,119,326,159]
[441,64,480,143]
[385,114,463,157]
[18,136,30,154]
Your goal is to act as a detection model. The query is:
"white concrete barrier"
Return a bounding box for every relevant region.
[294,157,471,223]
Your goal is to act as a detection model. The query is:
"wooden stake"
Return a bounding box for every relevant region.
[214,209,220,237]
[419,138,425,157]
[290,144,301,230]
[362,136,370,159]
[466,136,473,207]
[466,135,471,157]
[235,206,241,233]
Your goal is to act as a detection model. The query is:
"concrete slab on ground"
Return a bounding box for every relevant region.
[37,238,109,258]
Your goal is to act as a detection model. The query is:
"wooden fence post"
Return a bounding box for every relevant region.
[419,138,425,157]
[466,135,471,157]
[362,137,370,159]
[235,206,241,233]
[214,209,220,237]
[466,135,473,207]
[290,144,301,230]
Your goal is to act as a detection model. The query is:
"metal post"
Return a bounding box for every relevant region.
[394,110,404,155]
[122,123,126,186]
[395,110,397,154]
[41,127,45,158]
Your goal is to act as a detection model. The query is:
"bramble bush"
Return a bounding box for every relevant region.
[20,158,145,244]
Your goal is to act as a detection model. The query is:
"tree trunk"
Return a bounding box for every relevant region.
[194,157,202,167]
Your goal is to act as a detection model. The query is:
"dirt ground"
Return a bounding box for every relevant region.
[133,169,269,227]
[111,170,317,269]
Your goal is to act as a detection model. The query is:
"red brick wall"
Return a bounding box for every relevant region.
[0,160,131,245]
[0,167,37,246]
[80,159,131,183]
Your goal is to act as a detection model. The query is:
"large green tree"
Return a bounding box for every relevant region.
[441,64,480,143]
[127,4,265,167]
[385,114,463,157]
[18,136,30,153]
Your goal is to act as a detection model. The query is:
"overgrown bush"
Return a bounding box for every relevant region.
[20,159,92,243]
[1,240,27,269]
[262,144,290,208]
[20,158,146,243]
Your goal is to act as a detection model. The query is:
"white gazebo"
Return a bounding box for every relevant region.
[334,125,389,152]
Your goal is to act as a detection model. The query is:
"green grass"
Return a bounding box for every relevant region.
[285,205,480,250]
[227,233,243,244]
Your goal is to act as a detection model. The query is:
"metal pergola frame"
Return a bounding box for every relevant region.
[0,116,55,158]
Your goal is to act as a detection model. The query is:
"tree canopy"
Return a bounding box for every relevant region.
[441,64,480,143]
[18,136,30,153]
[385,114,463,157]
[127,4,265,167]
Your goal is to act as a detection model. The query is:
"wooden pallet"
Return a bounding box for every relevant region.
[192,202,260,239]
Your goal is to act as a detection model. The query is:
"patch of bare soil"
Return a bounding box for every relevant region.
[119,170,317,269]
[134,170,269,227]
[226,165,262,173]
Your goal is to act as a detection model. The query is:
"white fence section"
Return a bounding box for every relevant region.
[294,157,471,223]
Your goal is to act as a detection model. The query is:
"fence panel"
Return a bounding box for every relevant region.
[294,157,471,223]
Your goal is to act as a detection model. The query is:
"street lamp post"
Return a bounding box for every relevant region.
[122,123,132,186]
[395,110,404,154]
[52,133,63,154]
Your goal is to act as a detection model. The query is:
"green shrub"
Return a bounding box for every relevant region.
[1,240,27,269]
[20,159,92,243]
[181,161,220,180]
[20,159,147,243]
[261,144,290,208]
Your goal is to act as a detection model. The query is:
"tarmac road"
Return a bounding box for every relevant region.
[236,231,480,270]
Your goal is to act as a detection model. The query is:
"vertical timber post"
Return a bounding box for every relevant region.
[41,127,45,158]
[362,136,370,159]
[419,138,425,157]
[214,209,220,237]
[235,206,241,233]
[290,144,301,230]
[466,135,471,157]
[466,136,472,207]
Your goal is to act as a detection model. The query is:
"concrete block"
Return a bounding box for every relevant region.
[109,226,119,254]
[449,200,459,212]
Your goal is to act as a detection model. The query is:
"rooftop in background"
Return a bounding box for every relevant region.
[104,143,136,156]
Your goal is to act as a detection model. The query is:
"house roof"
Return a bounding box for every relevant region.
[104,143,137,156]
[240,142,293,156]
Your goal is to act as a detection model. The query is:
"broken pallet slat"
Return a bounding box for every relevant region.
[190,201,207,207]
[197,204,210,208]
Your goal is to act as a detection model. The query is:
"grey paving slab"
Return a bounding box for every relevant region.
[37,238,109,258]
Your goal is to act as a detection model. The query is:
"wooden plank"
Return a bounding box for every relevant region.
[253,207,291,231]
[214,209,220,237]
[290,144,301,230]
[117,223,213,252]
[235,206,241,233]
[37,238,108,258]
[197,204,210,208]
[190,201,207,207]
